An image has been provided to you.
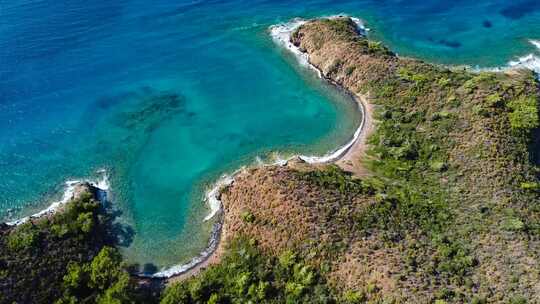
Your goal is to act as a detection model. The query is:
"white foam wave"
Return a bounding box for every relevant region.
[203,174,234,222]
[267,152,291,166]
[529,39,540,50]
[6,170,110,226]
[300,111,364,164]
[149,221,222,278]
[269,15,368,71]
[508,53,540,74]
[269,18,310,66]
[350,17,369,34]
[486,39,540,75]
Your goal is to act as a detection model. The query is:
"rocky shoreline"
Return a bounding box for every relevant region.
[5,171,109,227]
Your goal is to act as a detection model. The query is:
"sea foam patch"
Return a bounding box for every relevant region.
[269,15,368,70]
[269,18,310,66]
[507,40,540,74]
[203,174,235,222]
[486,40,540,75]
[7,170,110,226]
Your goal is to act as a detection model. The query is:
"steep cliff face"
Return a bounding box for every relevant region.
[218,18,540,303]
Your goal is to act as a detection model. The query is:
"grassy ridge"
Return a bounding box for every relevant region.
[162,18,540,303]
[294,18,540,302]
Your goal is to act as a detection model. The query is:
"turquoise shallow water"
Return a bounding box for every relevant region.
[2,0,540,271]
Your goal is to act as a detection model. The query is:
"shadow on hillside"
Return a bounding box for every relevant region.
[95,187,136,248]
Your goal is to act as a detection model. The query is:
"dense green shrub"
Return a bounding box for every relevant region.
[161,238,335,304]
[298,165,369,195]
[507,96,539,131]
[6,222,40,251]
[241,211,255,223]
[0,187,141,304]
[56,247,135,304]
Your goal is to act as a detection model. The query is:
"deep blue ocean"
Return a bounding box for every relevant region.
[2,0,540,271]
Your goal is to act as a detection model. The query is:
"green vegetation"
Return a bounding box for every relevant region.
[0,186,145,304]
[298,165,370,195]
[6,222,40,251]
[162,238,336,303]
[50,191,100,238]
[57,247,135,304]
[507,96,539,131]
[1,189,104,303]
[366,41,386,54]
[356,56,538,302]
[286,17,540,302]
[240,211,255,223]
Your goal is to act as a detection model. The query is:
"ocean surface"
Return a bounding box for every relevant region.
[2,0,540,272]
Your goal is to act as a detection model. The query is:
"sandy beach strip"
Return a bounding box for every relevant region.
[336,92,375,177]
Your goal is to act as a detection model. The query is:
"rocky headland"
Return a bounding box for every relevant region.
[173,17,540,303]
